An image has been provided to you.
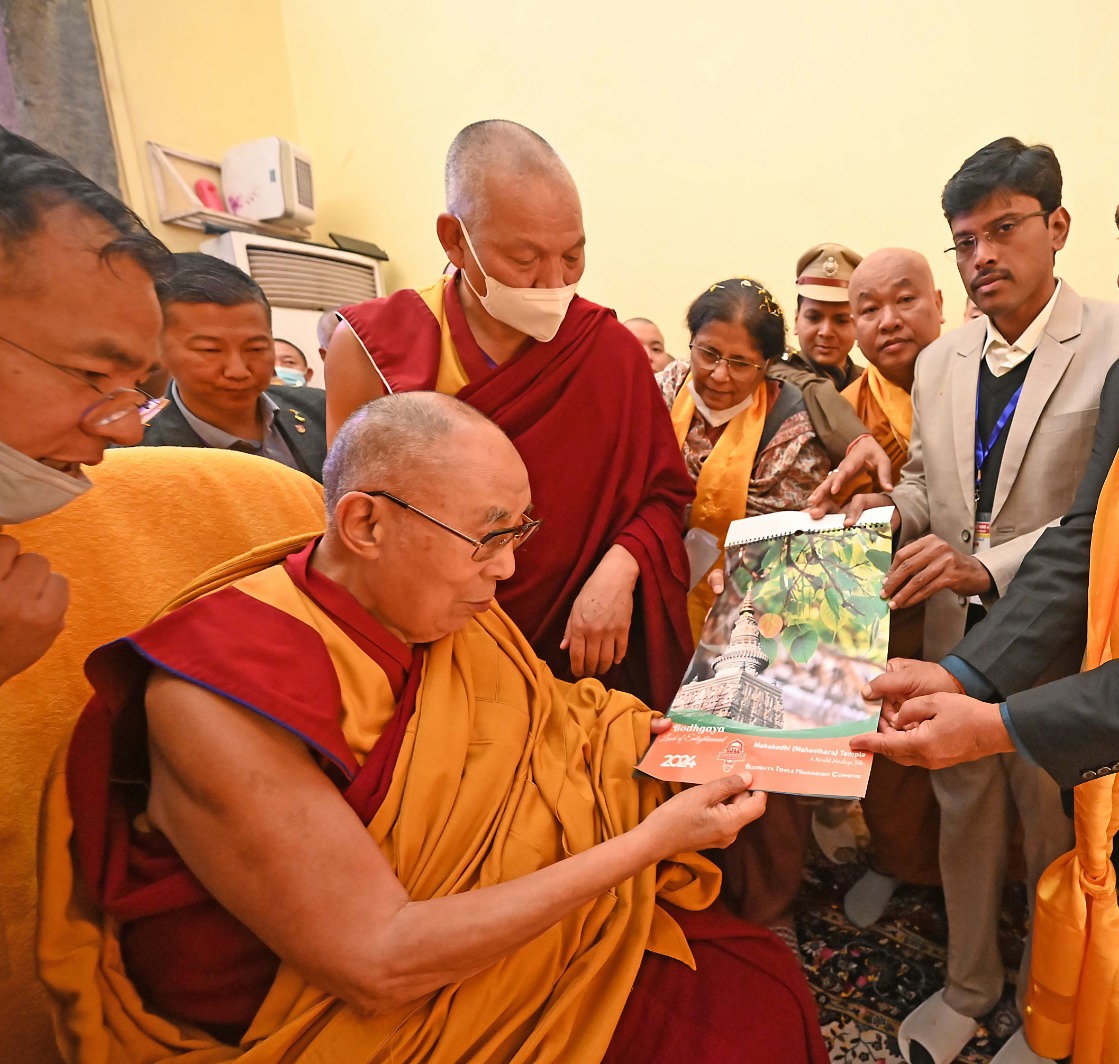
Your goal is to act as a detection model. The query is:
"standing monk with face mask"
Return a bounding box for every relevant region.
[324,120,694,708]
[0,129,168,687]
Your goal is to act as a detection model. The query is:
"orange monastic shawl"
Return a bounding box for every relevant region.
[841,365,912,489]
[38,542,719,1063]
[1025,452,1119,1062]
[669,375,768,641]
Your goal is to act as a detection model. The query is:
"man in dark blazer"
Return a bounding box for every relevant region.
[133,254,327,483]
[855,355,1119,789]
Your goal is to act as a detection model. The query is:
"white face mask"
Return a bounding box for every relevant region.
[456,218,578,343]
[0,440,92,524]
[687,377,757,427]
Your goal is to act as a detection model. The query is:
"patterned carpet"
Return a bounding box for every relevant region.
[798,855,1030,1063]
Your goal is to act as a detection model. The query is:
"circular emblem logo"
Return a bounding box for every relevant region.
[823,256,839,278]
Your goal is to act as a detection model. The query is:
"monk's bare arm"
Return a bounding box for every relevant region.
[145,671,765,1015]
[324,323,385,444]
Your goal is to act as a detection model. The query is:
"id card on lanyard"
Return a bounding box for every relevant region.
[970,380,1024,602]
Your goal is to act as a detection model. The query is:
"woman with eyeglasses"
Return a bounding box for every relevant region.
[656,277,830,640]
[656,278,833,954]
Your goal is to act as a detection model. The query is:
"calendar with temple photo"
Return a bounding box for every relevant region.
[637,507,895,799]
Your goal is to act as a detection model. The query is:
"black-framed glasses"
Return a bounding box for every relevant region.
[0,331,166,429]
[944,210,1052,259]
[688,343,766,378]
[356,490,542,561]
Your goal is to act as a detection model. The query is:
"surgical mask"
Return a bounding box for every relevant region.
[0,439,92,524]
[687,378,757,427]
[273,366,307,388]
[457,218,577,343]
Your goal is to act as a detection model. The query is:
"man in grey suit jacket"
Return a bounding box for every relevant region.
[836,138,1119,1064]
[130,254,328,483]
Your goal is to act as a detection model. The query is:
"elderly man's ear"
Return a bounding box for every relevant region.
[332,493,385,559]
[435,213,468,270]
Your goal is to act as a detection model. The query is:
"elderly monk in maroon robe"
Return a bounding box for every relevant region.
[40,393,828,1063]
[324,120,692,709]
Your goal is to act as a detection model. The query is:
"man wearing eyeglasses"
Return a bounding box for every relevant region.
[0,128,169,688]
[833,138,1119,1064]
[42,391,828,1063]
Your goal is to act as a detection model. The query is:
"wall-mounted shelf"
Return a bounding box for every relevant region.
[146,142,311,241]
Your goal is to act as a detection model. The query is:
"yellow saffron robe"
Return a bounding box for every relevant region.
[840,365,913,497]
[38,539,720,1063]
[669,375,768,641]
[1025,452,1119,1062]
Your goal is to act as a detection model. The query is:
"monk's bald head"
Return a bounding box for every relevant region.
[323,392,521,521]
[445,119,578,227]
[319,392,532,644]
[848,248,943,390]
[849,249,936,306]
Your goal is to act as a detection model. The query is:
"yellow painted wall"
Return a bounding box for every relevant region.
[278,0,1119,357]
[91,0,302,252]
[92,0,1119,356]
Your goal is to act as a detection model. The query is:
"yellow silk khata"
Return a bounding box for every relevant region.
[38,540,720,1064]
[1025,452,1119,1062]
[670,375,768,641]
[840,365,912,490]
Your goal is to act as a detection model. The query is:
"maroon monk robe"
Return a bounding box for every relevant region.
[340,275,694,709]
[66,541,422,1043]
[66,541,827,1061]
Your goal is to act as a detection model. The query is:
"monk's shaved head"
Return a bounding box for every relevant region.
[848,247,943,390]
[848,248,937,305]
[324,392,511,518]
[445,120,576,225]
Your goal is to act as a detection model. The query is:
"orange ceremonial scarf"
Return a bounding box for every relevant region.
[670,375,768,641]
[1025,452,1119,1063]
[840,365,912,491]
[38,540,719,1064]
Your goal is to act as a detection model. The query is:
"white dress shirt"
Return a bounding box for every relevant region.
[981,280,1062,376]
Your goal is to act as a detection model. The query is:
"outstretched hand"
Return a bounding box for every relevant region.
[806,435,894,517]
[850,694,1014,769]
[642,773,768,857]
[882,535,992,609]
[863,658,959,728]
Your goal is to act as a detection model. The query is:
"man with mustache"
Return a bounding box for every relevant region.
[833,138,1119,1064]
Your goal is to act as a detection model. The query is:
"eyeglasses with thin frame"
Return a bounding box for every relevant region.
[356,490,542,561]
[0,331,166,429]
[688,343,767,379]
[943,210,1052,260]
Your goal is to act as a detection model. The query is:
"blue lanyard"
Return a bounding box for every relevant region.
[974,381,1024,502]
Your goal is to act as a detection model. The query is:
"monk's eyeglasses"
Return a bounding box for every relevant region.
[0,331,167,429]
[356,490,542,561]
[689,343,766,379]
[943,210,1051,259]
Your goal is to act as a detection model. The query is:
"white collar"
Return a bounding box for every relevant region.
[687,378,756,427]
[982,279,1062,376]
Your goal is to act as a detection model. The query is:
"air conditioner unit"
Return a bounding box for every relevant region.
[201,231,386,390]
[221,136,314,227]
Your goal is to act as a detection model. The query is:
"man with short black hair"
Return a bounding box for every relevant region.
[137,253,327,481]
[0,126,169,687]
[273,338,313,386]
[837,137,1119,1064]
